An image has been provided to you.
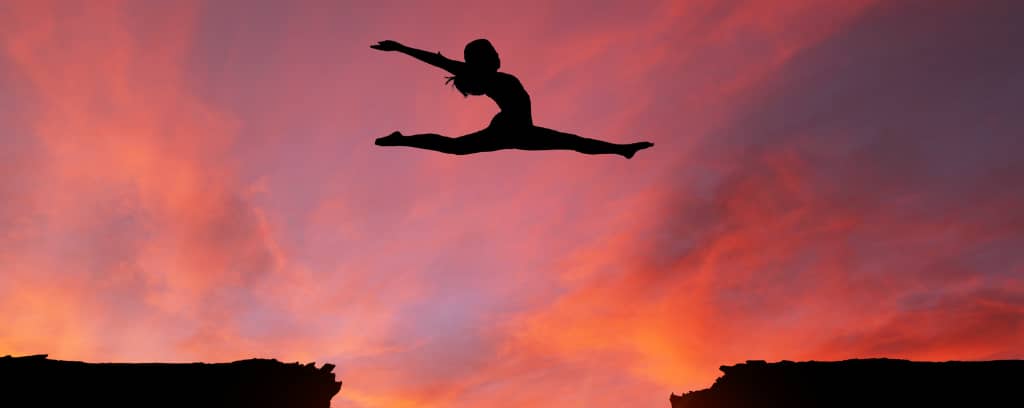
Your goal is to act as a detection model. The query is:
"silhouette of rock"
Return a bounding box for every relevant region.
[670,358,1023,407]
[0,354,341,408]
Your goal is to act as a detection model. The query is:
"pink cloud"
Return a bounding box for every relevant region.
[2,1,1022,407]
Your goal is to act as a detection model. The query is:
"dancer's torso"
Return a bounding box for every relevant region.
[483,72,533,127]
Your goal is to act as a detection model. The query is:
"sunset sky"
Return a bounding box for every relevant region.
[1,0,1022,407]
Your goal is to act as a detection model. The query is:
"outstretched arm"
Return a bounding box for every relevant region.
[370,40,465,75]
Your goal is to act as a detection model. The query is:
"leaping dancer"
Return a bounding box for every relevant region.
[371,39,654,159]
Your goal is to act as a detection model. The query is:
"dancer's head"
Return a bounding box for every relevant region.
[447,39,500,97]
[464,39,500,71]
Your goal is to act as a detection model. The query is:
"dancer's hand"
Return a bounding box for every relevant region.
[370,40,404,51]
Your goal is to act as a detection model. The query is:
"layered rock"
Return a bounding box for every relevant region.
[0,354,341,408]
[671,358,1023,407]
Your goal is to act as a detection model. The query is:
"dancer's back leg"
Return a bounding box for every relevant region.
[520,127,653,158]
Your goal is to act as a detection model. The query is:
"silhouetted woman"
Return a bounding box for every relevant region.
[371,39,654,159]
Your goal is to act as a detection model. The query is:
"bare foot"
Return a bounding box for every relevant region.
[622,141,654,159]
[375,131,404,146]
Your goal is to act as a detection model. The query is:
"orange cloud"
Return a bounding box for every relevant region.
[3,1,1023,408]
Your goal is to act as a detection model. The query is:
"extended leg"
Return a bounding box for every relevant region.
[520,127,653,159]
[375,129,506,155]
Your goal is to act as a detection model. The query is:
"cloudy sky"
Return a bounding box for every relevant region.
[1,0,1022,406]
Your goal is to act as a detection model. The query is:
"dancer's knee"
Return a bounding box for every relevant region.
[445,141,475,155]
[447,136,496,155]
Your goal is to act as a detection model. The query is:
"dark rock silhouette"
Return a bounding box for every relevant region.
[370,38,654,159]
[0,354,341,408]
[670,358,1024,408]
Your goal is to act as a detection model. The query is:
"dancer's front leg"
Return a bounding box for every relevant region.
[374,130,502,155]
[374,131,406,146]
[374,131,447,148]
